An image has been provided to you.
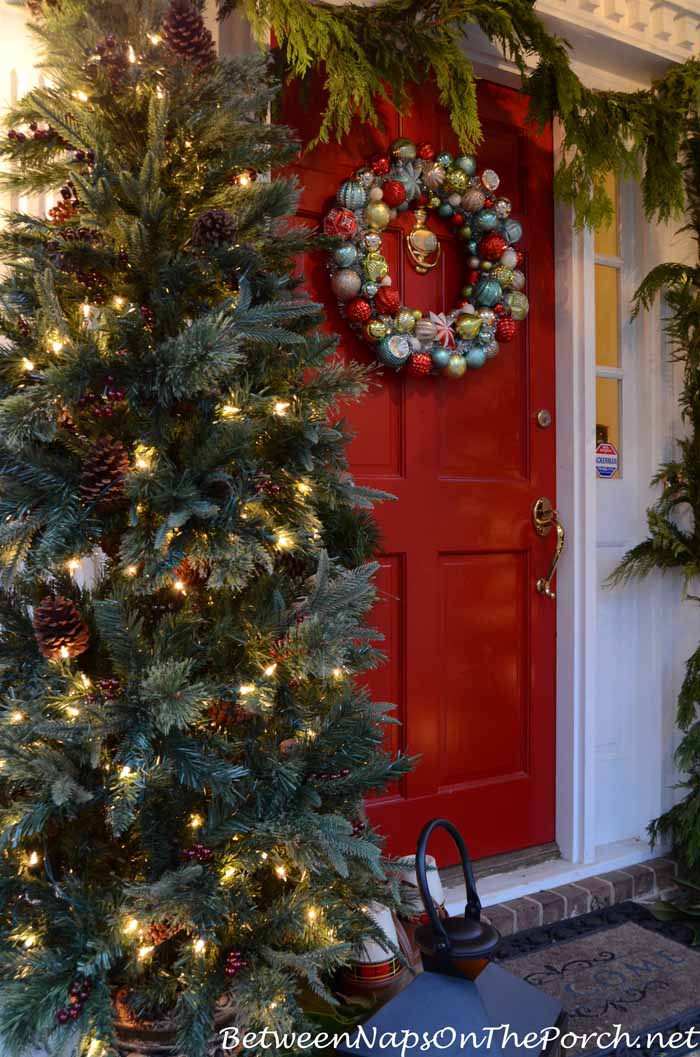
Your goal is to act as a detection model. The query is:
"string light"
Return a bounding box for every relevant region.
[67,558,80,574]
[50,338,63,353]
[123,917,140,935]
[275,865,287,880]
[173,579,186,594]
[134,445,154,471]
[189,813,203,829]
[306,907,318,922]
[81,303,92,320]
[238,684,255,696]
[21,357,34,372]
[263,663,277,677]
[221,865,236,881]
[60,646,70,660]
[65,706,80,719]
[273,400,290,416]
[80,673,92,689]
[127,45,136,64]
[276,532,293,550]
[193,938,206,955]
[119,765,132,779]
[73,90,89,102]
[137,945,154,960]
[23,933,36,948]
[27,851,39,867]
[332,668,343,680]
[148,32,162,44]
[296,481,312,496]
[221,404,240,417]
[125,565,138,577]
[113,295,126,309]
[10,710,23,724]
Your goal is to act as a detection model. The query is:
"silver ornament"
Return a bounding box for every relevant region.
[355,167,376,189]
[477,308,496,325]
[500,247,518,269]
[461,188,485,214]
[511,269,526,291]
[495,197,512,218]
[364,232,382,252]
[481,169,500,191]
[485,340,500,359]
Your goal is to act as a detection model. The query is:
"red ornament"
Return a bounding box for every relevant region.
[323,207,357,240]
[479,233,508,261]
[450,213,465,227]
[468,269,480,285]
[495,318,517,342]
[515,249,524,267]
[417,142,435,160]
[374,287,400,315]
[494,304,505,315]
[346,297,372,323]
[371,154,390,176]
[408,353,432,376]
[382,180,407,208]
[484,198,493,207]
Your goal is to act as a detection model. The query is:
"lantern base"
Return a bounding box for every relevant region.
[336,962,566,1057]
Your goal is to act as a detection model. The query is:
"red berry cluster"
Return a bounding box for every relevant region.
[77,377,126,419]
[56,975,92,1025]
[254,471,282,497]
[97,676,122,698]
[181,842,213,863]
[8,123,70,147]
[224,950,247,978]
[140,305,155,329]
[88,36,131,89]
[17,317,31,338]
[351,818,365,838]
[308,767,351,782]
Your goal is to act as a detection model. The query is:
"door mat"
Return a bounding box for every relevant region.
[496,901,700,1056]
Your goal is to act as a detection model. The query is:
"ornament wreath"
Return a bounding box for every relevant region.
[325,138,528,379]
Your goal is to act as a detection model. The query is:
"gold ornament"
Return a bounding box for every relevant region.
[406,208,440,274]
[455,314,482,340]
[363,251,389,282]
[446,353,467,378]
[395,309,416,334]
[365,319,389,342]
[443,167,469,195]
[365,201,391,230]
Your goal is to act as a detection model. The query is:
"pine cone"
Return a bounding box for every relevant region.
[33,596,90,660]
[192,208,236,248]
[162,0,216,69]
[149,920,181,945]
[80,437,130,511]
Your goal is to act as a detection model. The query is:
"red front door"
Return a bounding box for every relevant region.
[283,81,556,862]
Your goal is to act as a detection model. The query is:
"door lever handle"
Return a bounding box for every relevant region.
[532,497,565,600]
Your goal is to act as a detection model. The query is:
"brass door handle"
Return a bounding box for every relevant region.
[532,497,565,600]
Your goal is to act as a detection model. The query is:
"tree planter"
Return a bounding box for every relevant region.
[114,992,239,1057]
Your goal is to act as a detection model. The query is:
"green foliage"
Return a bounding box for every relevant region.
[0,2,411,1053]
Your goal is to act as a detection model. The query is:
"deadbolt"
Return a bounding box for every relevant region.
[536,409,552,428]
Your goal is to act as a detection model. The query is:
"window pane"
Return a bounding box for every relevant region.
[596,377,622,478]
[594,172,619,257]
[595,265,620,368]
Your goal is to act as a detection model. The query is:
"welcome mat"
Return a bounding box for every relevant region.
[496,902,700,1056]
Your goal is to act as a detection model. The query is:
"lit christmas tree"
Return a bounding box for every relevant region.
[0,1,410,1053]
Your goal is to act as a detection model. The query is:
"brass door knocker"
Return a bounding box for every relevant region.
[406,208,441,274]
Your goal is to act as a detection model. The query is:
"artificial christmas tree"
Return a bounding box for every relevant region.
[0,1,410,1054]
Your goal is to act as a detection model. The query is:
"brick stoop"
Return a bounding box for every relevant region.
[479,858,679,937]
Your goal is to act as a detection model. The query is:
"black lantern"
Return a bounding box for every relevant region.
[414,817,500,979]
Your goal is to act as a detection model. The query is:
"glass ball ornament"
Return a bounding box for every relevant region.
[333,244,358,267]
[506,291,529,320]
[446,353,467,378]
[495,197,512,218]
[378,333,411,366]
[424,163,445,190]
[431,346,451,369]
[365,201,391,229]
[362,281,379,298]
[414,318,438,345]
[364,251,389,281]
[502,218,523,244]
[390,137,417,161]
[477,308,496,325]
[448,193,462,208]
[511,269,526,291]
[428,194,442,209]
[481,169,500,192]
[443,166,469,195]
[368,186,384,202]
[466,346,487,369]
[473,276,503,307]
[364,319,389,342]
[436,151,453,168]
[337,179,367,210]
[461,188,485,214]
[438,202,454,219]
[478,322,496,343]
[355,167,376,189]
[485,340,500,359]
[364,232,382,252]
[499,247,518,269]
[395,309,416,333]
[455,154,477,175]
[331,268,362,301]
[474,208,499,232]
[490,264,514,289]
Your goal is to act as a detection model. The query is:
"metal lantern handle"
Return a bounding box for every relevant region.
[415,818,482,954]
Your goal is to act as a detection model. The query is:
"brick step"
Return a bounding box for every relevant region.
[479,857,678,936]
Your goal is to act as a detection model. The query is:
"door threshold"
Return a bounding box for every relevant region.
[439,842,560,894]
[442,837,660,914]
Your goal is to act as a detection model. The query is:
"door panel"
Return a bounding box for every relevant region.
[282,80,556,862]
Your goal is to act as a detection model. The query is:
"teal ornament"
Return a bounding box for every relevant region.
[502,218,523,244]
[467,240,478,254]
[455,154,477,175]
[431,346,451,369]
[474,208,499,231]
[337,179,367,210]
[397,201,409,213]
[396,168,421,200]
[363,282,379,298]
[438,202,454,219]
[473,276,503,307]
[466,346,487,369]
[506,291,529,320]
[378,333,411,367]
[436,151,453,168]
[333,244,358,267]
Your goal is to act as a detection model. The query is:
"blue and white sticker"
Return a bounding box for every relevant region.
[596,441,619,479]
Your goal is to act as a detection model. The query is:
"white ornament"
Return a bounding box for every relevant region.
[448,193,462,208]
[369,187,384,202]
[500,247,518,269]
[511,269,526,291]
[481,169,500,191]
